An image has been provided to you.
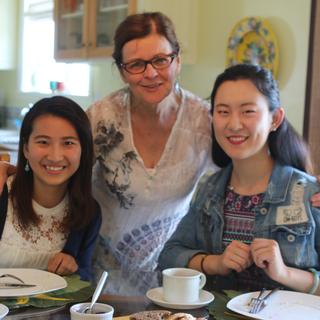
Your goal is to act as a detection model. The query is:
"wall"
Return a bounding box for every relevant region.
[180,0,311,133]
[0,0,311,133]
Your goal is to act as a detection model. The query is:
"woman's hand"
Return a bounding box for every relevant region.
[47,252,78,276]
[216,240,253,275]
[251,238,319,293]
[0,161,16,193]
[251,238,288,282]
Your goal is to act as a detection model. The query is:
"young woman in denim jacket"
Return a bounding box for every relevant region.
[159,64,320,295]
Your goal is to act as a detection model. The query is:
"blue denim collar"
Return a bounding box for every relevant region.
[264,163,293,203]
[205,162,294,206]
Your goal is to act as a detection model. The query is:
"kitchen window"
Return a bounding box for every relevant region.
[21,0,90,96]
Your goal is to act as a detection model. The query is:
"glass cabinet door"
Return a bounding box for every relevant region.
[95,0,129,48]
[55,0,85,52]
[55,0,136,60]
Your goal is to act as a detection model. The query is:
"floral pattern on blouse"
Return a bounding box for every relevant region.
[88,87,213,295]
[94,120,137,209]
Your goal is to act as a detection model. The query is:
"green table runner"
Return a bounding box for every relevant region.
[0,274,94,309]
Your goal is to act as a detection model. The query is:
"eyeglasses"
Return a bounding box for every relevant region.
[120,53,177,74]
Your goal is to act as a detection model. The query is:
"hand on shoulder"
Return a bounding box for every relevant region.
[0,161,16,194]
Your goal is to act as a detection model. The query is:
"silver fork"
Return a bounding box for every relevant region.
[0,274,25,283]
[249,288,266,313]
[249,288,280,314]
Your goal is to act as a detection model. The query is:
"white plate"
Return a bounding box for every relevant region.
[146,287,214,310]
[5,306,66,320]
[0,268,67,297]
[0,304,9,319]
[227,290,320,320]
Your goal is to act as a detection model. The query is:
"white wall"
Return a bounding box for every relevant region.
[180,0,311,133]
[0,0,311,133]
[91,0,311,133]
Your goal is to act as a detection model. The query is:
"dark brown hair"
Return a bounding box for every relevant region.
[11,96,95,230]
[112,12,180,68]
[210,64,313,174]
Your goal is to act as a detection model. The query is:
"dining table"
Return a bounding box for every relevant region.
[6,289,319,320]
[4,294,215,320]
[2,274,319,320]
[0,271,249,320]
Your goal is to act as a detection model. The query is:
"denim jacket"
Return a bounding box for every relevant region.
[158,162,320,290]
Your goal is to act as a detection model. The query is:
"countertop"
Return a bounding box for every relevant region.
[0,129,19,163]
[0,129,19,145]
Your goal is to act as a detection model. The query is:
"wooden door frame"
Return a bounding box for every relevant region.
[304,0,320,173]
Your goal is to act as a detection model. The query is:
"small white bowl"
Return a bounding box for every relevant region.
[70,302,114,320]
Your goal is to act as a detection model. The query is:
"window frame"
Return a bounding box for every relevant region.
[17,0,93,106]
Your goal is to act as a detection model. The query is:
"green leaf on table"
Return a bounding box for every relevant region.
[208,291,243,320]
[48,274,92,295]
[0,296,30,309]
[28,285,94,308]
[224,290,242,299]
[0,274,94,309]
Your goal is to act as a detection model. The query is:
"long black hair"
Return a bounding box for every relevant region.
[11,96,95,229]
[210,64,313,173]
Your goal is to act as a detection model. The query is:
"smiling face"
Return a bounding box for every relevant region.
[23,114,81,194]
[212,79,280,164]
[120,32,181,106]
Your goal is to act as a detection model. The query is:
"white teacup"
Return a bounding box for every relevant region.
[70,302,114,320]
[162,268,206,304]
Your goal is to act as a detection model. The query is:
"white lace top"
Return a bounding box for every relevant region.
[0,178,69,270]
[87,87,216,295]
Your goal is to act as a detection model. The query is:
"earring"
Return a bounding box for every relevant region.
[25,160,30,172]
[271,123,277,132]
[174,80,181,93]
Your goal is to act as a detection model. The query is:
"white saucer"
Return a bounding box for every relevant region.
[146,287,214,310]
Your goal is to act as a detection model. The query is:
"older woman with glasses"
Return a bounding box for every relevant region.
[86,12,215,295]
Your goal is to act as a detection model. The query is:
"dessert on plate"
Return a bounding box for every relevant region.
[129,310,203,320]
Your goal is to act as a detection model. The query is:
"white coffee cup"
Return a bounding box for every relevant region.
[162,268,206,304]
[70,302,114,320]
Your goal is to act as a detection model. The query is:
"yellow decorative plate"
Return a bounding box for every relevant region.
[226,17,279,78]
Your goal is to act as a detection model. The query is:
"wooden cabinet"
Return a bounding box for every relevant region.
[54,0,137,61]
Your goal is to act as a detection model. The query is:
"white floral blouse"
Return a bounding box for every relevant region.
[87,87,215,295]
[0,177,68,269]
